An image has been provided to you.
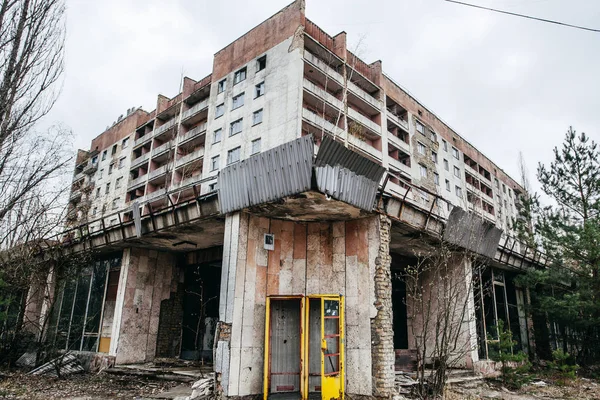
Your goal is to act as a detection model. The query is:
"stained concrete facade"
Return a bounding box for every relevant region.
[49,1,543,399]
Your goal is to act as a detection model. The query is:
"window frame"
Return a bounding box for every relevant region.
[217,79,226,94]
[210,155,220,172]
[227,146,241,165]
[229,118,243,137]
[232,92,245,110]
[255,81,265,98]
[215,103,225,119]
[253,109,263,125]
[233,67,247,85]
[251,138,261,155]
[257,55,267,72]
[213,128,222,144]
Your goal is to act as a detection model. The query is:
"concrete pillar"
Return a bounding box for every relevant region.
[370,215,395,397]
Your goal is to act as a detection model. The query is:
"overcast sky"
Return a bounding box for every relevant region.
[48,0,599,193]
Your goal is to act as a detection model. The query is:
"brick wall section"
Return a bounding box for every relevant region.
[371,215,395,397]
[155,282,184,358]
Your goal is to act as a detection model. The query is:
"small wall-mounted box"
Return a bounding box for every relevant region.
[264,233,274,251]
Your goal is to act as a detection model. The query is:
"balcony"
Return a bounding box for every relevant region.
[348,107,381,136]
[303,78,343,110]
[387,111,409,132]
[181,99,209,122]
[69,189,82,202]
[83,162,98,175]
[134,134,152,148]
[144,188,167,203]
[179,123,206,145]
[148,165,168,181]
[73,171,85,184]
[151,141,172,158]
[347,134,382,161]
[304,51,380,111]
[348,80,381,110]
[302,108,344,136]
[127,174,147,191]
[130,152,150,169]
[173,175,202,189]
[175,148,205,169]
[388,134,411,155]
[154,118,177,138]
[388,156,412,177]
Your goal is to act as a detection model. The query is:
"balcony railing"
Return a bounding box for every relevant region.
[347,134,383,161]
[175,148,205,168]
[304,51,380,111]
[151,141,172,158]
[133,133,152,148]
[148,165,168,181]
[144,188,167,203]
[386,111,409,132]
[388,133,411,155]
[348,107,381,136]
[154,118,177,137]
[302,108,344,137]
[388,156,412,177]
[130,152,150,169]
[303,78,343,110]
[83,162,98,175]
[127,174,147,190]
[179,123,206,144]
[181,99,209,122]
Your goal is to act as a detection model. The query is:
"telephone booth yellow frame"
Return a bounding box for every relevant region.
[263,295,345,400]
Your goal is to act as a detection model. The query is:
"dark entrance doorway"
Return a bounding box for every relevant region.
[180,260,221,361]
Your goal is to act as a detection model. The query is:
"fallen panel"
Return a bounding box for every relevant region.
[314,135,386,211]
[443,207,502,258]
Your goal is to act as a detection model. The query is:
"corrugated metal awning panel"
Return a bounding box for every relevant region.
[442,207,503,259]
[218,135,314,214]
[314,136,386,211]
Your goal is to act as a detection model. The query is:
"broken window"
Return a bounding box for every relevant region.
[253,109,263,125]
[122,138,129,149]
[112,144,117,156]
[255,81,265,98]
[445,179,450,192]
[227,146,241,165]
[454,166,460,178]
[49,257,122,353]
[118,157,125,169]
[474,267,528,360]
[108,163,114,175]
[232,92,244,109]
[257,55,267,71]
[115,177,122,189]
[112,198,119,210]
[95,187,101,198]
[431,151,438,163]
[442,139,448,152]
[217,79,226,94]
[229,118,243,136]
[417,142,425,155]
[105,183,110,194]
[455,186,462,197]
[434,172,439,185]
[215,103,224,119]
[101,150,107,161]
[233,67,247,85]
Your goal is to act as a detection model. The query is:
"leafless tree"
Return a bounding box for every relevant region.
[0,0,69,232]
[403,216,490,398]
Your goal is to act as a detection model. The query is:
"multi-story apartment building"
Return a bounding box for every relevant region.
[48,1,543,399]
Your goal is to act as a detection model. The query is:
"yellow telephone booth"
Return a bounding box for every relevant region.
[263,295,345,400]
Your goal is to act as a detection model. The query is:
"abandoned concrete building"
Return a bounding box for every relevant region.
[29,0,548,398]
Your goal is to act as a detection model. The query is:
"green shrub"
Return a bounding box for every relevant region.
[548,349,579,380]
[488,320,532,389]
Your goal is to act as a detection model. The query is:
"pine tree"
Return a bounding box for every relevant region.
[520,127,600,364]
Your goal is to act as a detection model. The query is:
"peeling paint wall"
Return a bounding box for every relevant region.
[218,212,390,397]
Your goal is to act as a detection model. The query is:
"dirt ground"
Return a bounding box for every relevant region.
[446,376,600,400]
[0,371,183,399]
